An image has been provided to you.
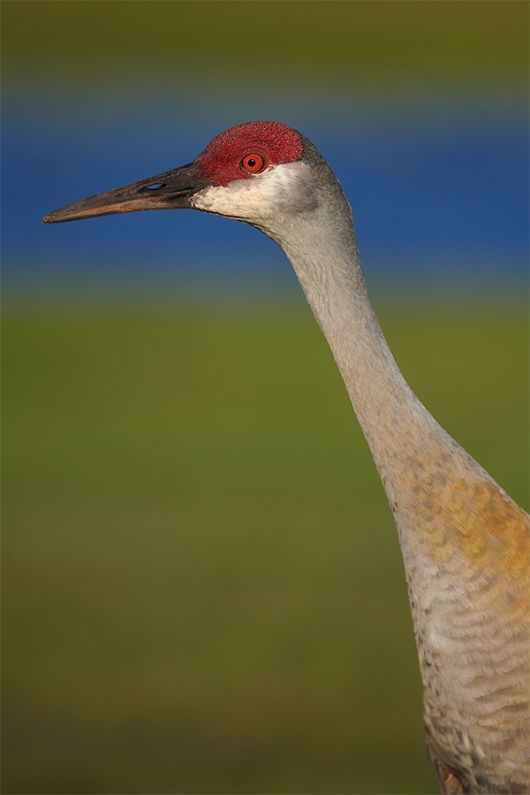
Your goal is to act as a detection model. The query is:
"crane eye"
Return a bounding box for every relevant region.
[241,154,265,174]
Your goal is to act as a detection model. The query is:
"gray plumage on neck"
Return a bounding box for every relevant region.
[263,137,451,478]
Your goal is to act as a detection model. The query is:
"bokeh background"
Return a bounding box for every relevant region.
[2,2,528,793]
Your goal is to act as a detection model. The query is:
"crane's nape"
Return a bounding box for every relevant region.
[42,121,529,795]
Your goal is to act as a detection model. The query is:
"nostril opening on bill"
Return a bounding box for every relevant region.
[144,183,166,191]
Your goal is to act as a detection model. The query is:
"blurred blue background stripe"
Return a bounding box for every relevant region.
[3,88,528,299]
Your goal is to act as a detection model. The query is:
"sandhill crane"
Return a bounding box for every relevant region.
[43,121,529,794]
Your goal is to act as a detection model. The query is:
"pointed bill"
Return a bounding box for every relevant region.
[42,162,209,223]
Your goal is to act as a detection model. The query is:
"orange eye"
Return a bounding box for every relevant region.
[242,154,265,173]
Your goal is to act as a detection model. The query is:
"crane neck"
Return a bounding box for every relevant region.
[270,201,447,490]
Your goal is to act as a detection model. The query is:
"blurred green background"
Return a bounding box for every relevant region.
[2,2,528,794]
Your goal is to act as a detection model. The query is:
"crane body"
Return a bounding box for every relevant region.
[43,122,529,794]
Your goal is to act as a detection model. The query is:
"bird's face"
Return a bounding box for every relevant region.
[42,121,318,231]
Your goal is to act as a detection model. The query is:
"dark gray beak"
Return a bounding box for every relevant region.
[42,161,209,223]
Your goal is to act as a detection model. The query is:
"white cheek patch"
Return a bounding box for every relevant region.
[191,162,317,224]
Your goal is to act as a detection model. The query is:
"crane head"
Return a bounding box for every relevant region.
[41,121,320,230]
